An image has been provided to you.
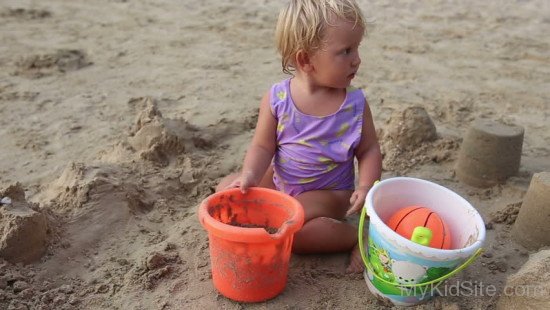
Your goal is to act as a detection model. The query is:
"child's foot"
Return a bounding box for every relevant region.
[346,243,364,273]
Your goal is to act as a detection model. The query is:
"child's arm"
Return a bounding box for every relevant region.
[232,92,277,193]
[346,101,382,216]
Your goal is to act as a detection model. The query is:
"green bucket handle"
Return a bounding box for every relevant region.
[358,202,483,288]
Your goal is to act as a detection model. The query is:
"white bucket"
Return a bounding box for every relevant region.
[359,177,485,306]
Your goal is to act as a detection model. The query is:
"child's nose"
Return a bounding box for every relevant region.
[352,54,361,67]
[352,51,361,67]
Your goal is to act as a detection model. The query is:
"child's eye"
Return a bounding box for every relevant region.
[343,48,351,54]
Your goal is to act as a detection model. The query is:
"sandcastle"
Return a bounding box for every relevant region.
[455,119,524,187]
[512,172,550,250]
[0,184,48,264]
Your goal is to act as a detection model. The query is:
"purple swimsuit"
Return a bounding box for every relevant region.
[270,78,365,196]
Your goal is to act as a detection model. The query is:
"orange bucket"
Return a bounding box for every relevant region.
[198,187,304,302]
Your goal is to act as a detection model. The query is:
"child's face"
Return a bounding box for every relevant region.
[309,17,364,89]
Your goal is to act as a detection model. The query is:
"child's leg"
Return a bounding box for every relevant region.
[215,166,275,192]
[292,190,356,253]
[292,189,365,273]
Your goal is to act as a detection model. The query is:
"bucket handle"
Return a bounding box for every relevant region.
[358,204,483,288]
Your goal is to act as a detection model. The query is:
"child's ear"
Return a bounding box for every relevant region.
[295,50,313,72]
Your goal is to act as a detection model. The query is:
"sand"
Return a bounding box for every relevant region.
[1,0,549,309]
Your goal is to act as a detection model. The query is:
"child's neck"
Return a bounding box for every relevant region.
[289,75,346,117]
[291,74,342,95]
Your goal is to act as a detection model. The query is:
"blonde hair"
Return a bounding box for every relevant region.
[275,0,366,74]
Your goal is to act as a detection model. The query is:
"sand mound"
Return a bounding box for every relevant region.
[38,96,219,212]
[384,106,437,149]
[497,249,550,309]
[0,184,48,264]
[128,97,210,166]
[3,97,222,309]
[379,106,459,172]
[40,161,154,216]
[489,202,521,226]
[99,96,226,166]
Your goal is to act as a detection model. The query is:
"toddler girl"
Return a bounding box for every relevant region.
[216,0,381,273]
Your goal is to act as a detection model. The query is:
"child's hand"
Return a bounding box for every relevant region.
[226,171,257,194]
[346,186,370,217]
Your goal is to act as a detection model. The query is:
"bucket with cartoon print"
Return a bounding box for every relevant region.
[358,177,485,306]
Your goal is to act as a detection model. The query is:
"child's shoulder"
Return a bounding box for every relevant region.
[270,78,291,91]
[346,85,365,95]
[346,85,368,103]
[268,78,291,103]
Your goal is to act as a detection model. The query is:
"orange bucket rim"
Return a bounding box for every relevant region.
[198,187,304,243]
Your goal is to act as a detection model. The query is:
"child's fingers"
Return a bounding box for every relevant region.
[348,196,366,216]
[347,192,360,216]
[240,177,253,194]
[349,192,358,204]
[225,180,240,189]
[346,205,358,217]
[345,209,352,217]
[225,179,248,194]
[346,202,358,216]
